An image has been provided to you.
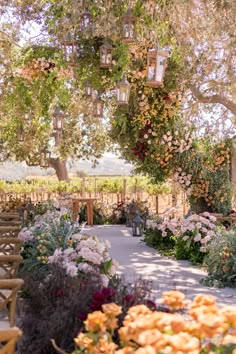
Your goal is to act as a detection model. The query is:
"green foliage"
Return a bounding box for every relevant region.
[78,202,109,225]
[175,235,205,264]
[144,226,175,256]
[0,177,171,195]
[202,227,236,287]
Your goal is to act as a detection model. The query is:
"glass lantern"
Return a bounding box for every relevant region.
[93,96,104,118]
[99,43,113,68]
[85,81,93,96]
[52,106,65,131]
[61,32,77,63]
[146,49,168,87]
[54,130,63,146]
[40,149,51,168]
[17,126,24,142]
[81,11,92,30]
[132,212,144,237]
[121,8,136,43]
[116,76,131,105]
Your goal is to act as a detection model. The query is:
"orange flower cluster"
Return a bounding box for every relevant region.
[74,291,236,354]
[17,57,73,81]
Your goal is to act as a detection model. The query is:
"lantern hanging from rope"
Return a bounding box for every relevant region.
[146,47,168,87]
[121,8,136,43]
[116,76,131,105]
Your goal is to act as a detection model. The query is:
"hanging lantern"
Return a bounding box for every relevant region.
[99,43,113,68]
[17,126,24,142]
[121,8,136,43]
[40,149,51,168]
[52,106,65,131]
[146,49,168,87]
[54,130,63,146]
[116,76,131,105]
[81,11,92,30]
[24,109,32,122]
[85,81,93,96]
[132,212,144,237]
[93,95,104,118]
[61,32,77,63]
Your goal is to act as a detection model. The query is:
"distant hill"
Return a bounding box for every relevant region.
[0,156,133,181]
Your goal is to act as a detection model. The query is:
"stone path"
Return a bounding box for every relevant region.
[84,224,236,307]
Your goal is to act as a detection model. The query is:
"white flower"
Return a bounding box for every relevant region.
[79,247,103,265]
[194,234,202,242]
[66,263,78,277]
[104,240,111,249]
[183,235,189,241]
[100,274,109,287]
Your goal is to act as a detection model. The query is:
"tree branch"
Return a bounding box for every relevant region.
[0,30,21,47]
[189,84,236,115]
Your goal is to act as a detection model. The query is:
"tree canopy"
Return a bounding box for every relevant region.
[0,0,235,190]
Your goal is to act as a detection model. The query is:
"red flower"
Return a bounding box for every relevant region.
[93,291,106,301]
[164,96,170,101]
[122,294,135,306]
[102,288,115,299]
[55,289,64,297]
[77,312,87,321]
[146,299,156,311]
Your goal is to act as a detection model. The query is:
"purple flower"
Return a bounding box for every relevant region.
[77,312,87,321]
[122,294,135,306]
[102,288,115,300]
[92,291,106,302]
[146,300,156,311]
[90,300,103,311]
[55,289,64,297]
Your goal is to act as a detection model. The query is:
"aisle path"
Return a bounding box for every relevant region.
[84,225,236,307]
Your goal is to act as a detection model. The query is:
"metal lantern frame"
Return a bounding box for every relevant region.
[99,43,113,68]
[81,11,92,30]
[61,32,78,63]
[93,95,104,118]
[132,212,144,237]
[121,8,136,43]
[40,149,51,168]
[52,106,65,131]
[116,76,131,105]
[146,49,168,87]
[17,125,24,142]
[54,130,63,146]
[85,81,93,96]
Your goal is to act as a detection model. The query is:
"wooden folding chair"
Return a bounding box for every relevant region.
[0,327,22,354]
[0,240,23,257]
[0,256,23,279]
[0,227,21,239]
[0,279,24,327]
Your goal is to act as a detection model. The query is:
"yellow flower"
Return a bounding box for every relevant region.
[197,313,229,337]
[162,290,186,310]
[135,346,156,354]
[168,332,200,353]
[102,303,122,317]
[85,311,108,332]
[115,347,135,354]
[94,338,117,354]
[135,329,167,349]
[222,334,236,345]
[74,332,93,349]
[222,307,236,328]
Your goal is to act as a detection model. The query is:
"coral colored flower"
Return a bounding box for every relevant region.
[102,303,122,317]
[84,311,108,332]
[162,290,186,310]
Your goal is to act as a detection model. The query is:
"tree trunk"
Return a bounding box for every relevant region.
[49,158,69,181]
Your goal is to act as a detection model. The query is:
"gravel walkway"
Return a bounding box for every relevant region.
[84,224,236,307]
